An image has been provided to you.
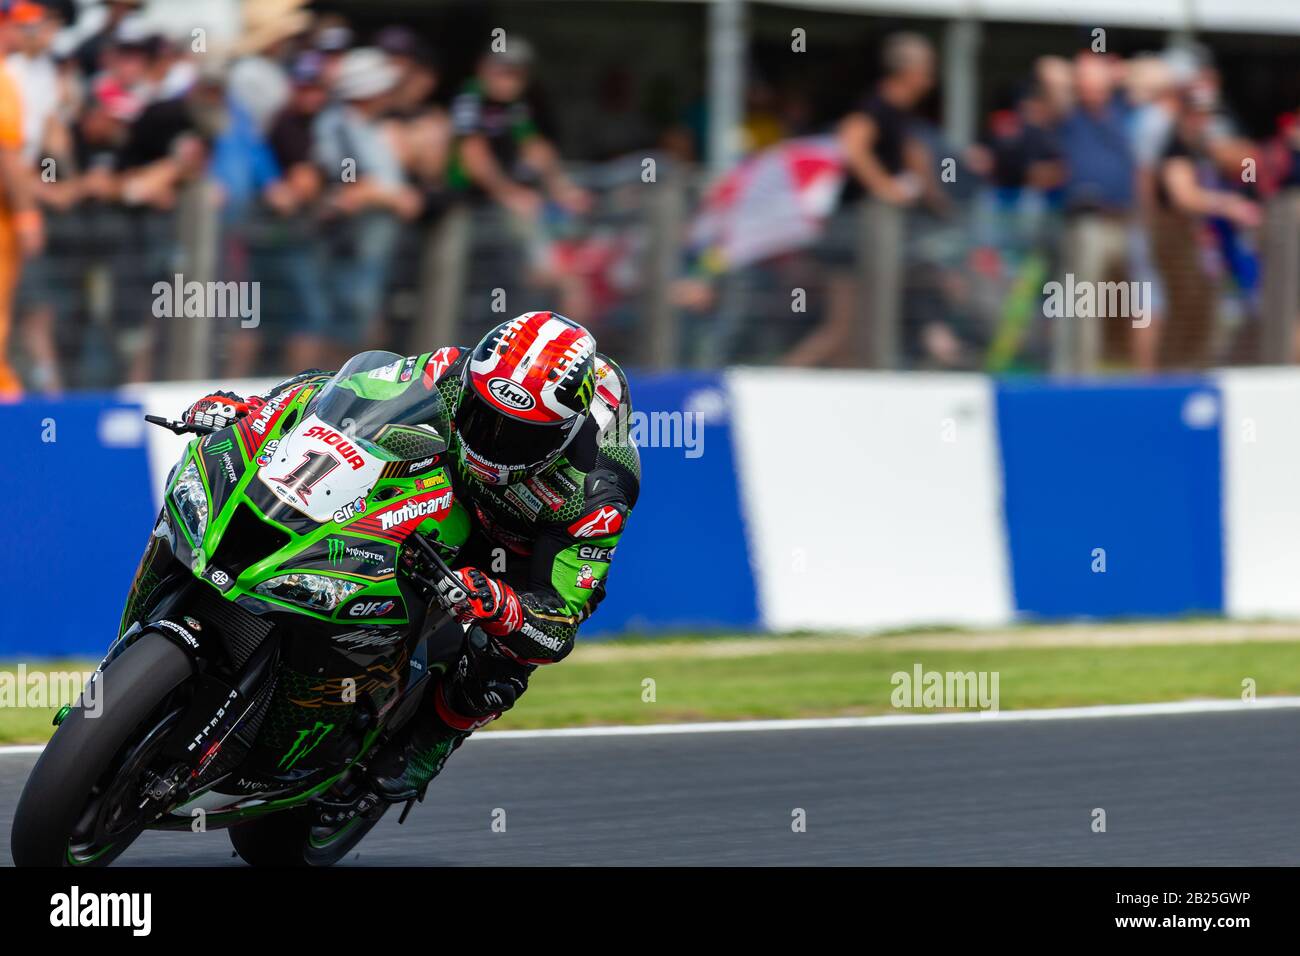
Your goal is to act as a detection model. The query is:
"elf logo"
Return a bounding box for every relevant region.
[348,599,395,618]
[487,377,536,411]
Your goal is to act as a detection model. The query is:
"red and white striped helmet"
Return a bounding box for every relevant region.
[455,311,598,485]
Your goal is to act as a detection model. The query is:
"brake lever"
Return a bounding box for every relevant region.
[405,533,491,609]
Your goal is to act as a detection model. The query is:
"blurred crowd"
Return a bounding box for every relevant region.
[2,3,1300,394]
[763,33,1291,372]
[0,0,598,395]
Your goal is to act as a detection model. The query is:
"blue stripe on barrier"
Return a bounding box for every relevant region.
[581,371,760,636]
[6,374,1235,651]
[2,397,156,658]
[995,378,1224,619]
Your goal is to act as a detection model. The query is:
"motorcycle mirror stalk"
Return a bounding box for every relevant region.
[144,414,218,436]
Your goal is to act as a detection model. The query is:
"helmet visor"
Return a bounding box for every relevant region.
[455,385,578,476]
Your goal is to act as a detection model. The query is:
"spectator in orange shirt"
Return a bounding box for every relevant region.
[0,1,45,397]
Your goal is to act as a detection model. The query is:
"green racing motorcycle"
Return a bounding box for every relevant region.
[10,351,482,867]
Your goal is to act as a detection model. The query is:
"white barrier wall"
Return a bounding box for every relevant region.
[727,369,1013,631]
[1217,368,1300,618]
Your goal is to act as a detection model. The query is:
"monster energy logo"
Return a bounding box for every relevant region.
[207,438,233,455]
[325,538,385,568]
[575,369,595,410]
[278,721,335,770]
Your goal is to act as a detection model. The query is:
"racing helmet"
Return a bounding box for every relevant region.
[454,311,597,485]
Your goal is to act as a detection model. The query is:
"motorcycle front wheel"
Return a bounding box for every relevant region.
[9,632,193,867]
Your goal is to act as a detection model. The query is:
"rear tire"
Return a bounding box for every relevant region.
[9,633,193,867]
[228,803,389,867]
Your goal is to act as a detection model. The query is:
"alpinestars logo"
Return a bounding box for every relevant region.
[378,491,453,531]
[568,506,623,539]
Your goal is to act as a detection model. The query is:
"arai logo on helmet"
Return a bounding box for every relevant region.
[487,377,535,411]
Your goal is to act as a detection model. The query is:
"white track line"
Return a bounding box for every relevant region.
[2,696,1297,755]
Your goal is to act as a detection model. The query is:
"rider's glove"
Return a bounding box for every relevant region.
[182,391,262,431]
[435,567,523,638]
[439,631,531,725]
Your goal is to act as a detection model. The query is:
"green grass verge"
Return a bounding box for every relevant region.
[491,638,1300,729]
[0,660,98,745]
[4,638,1298,743]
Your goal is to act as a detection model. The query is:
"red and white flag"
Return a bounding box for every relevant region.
[690,135,846,271]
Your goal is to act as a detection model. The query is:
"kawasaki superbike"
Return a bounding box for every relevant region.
[10,351,481,867]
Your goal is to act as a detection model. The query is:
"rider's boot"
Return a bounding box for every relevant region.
[368,678,485,802]
[369,630,532,802]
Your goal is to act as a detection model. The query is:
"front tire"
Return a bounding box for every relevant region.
[9,633,193,867]
[228,803,389,867]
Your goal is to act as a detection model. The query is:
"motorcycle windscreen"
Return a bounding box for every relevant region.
[309,350,451,463]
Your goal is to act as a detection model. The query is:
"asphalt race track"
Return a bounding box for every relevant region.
[2,708,1296,866]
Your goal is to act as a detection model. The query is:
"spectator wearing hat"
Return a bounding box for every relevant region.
[254,50,332,372]
[72,0,141,77]
[228,0,311,134]
[313,46,421,355]
[311,16,353,90]
[89,16,155,125]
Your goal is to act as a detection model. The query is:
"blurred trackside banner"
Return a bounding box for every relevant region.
[4,368,1300,657]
